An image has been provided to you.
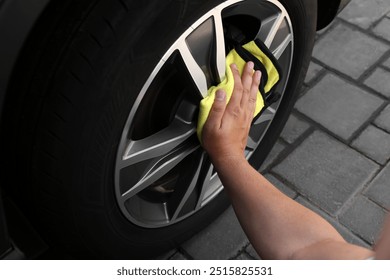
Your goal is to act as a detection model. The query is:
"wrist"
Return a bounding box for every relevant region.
[209,154,248,171]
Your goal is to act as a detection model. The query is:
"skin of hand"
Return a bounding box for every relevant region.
[202,62,261,166]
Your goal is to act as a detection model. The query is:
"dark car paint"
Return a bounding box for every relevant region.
[0,0,350,259]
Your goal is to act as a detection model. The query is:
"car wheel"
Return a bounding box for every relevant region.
[3,0,316,258]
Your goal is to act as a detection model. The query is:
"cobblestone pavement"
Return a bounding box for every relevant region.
[162,1,390,260]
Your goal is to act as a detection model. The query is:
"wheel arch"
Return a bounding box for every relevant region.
[316,0,350,30]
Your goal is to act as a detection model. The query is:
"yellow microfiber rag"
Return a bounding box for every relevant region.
[197,39,282,142]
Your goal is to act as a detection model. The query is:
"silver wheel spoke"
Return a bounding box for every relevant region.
[180,9,226,97]
[120,144,199,202]
[178,42,209,98]
[195,162,213,209]
[170,153,206,220]
[120,119,195,168]
[254,107,276,125]
[272,33,292,59]
[258,11,286,48]
[247,107,276,150]
[246,136,258,151]
[213,11,227,81]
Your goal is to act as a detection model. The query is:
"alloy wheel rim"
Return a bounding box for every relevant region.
[115,0,294,228]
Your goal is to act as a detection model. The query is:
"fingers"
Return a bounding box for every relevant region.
[240,61,255,107]
[248,70,261,116]
[204,89,227,131]
[229,63,243,107]
[228,62,260,114]
[207,62,260,133]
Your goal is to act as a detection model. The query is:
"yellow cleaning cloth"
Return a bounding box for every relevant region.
[197,39,282,142]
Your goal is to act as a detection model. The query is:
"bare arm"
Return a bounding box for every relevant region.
[202,62,374,259]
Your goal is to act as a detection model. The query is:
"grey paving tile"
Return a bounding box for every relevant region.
[384,57,390,69]
[245,244,261,260]
[182,206,248,260]
[156,249,177,260]
[339,0,390,29]
[373,17,390,42]
[273,131,379,215]
[169,252,188,260]
[295,197,369,248]
[295,74,383,140]
[233,252,254,260]
[260,140,286,171]
[339,196,387,245]
[365,163,390,209]
[351,125,390,164]
[364,67,390,98]
[304,62,323,84]
[382,58,390,69]
[280,114,311,144]
[264,174,296,199]
[374,104,390,132]
[313,24,388,79]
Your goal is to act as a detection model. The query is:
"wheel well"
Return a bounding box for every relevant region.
[317,0,341,30]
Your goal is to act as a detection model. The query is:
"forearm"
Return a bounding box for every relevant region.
[214,157,346,259]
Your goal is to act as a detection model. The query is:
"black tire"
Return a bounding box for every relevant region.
[2,0,316,259]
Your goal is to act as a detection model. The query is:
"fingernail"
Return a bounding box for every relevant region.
[255,70,261,81]
[215,90,226,101]
[247,61,254,69]
[231,63,237,70]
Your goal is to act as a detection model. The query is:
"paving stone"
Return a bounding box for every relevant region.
[313,24,388,79]
[264,174,296,199]
[233,252,254,260]
[339,196,387,245]
[280,114,311,144]
[373,17,390,42]
[182,206,248,260]
[295,197,369,248]
[169,252,188,260]
[304,62,323,84]
[384,57,390,69]
[156,249,177,260]
[365,163,390,209]
[245,244,261,260]
[364,67,390,98]
[375,104,390,133]
[273,131,379,215]
[259,140,286,171]
[351,125,390,164]
[295,74,383,140]
[339,0,390,29]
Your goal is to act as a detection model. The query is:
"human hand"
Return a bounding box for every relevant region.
[202,62,261,167]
